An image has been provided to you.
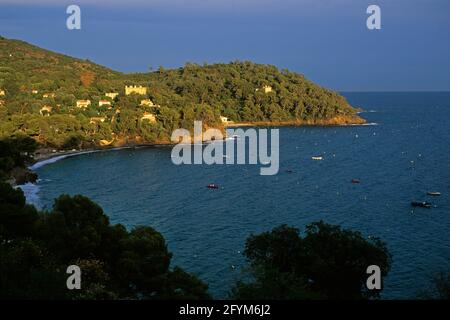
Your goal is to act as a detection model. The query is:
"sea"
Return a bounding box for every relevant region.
[20,92,450,299]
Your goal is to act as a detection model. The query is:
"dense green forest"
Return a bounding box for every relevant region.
[0,36,363,149]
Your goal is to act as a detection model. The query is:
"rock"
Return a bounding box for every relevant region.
[10,166,38,185]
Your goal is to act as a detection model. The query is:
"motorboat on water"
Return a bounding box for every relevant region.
[351,179,361,184]
[312,156,323,161]
[207,184,219,189]
[427,191,441,196]
[411,201,432,208]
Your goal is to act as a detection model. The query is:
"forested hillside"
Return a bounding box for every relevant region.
[0,36,363,149]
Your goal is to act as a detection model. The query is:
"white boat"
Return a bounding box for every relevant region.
[312,156,323,160]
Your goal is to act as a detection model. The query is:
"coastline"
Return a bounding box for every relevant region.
[28,115,366,170]
[16,114,368,207]
[30,143,172,169]
[224,115,366,128]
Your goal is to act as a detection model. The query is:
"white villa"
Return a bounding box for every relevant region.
[140,99,155,107]
[40,105,53,116]
[105,92,119,100]
[141,112,156,123]
[76,100,91,108]
[90,117,106,124]
[0,89,5,96]
[263,85,273,93]
[125,85,147,95]
[220,116,230,123]
[98,100,111,107]
[255,85,273,94]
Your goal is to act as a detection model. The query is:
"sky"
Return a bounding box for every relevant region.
[0,0,449,91]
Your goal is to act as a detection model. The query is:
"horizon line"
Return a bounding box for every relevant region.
[2,35,449,93]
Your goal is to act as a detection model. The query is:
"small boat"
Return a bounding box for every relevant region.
[286,169,294,174]
[427,191,441,196]
[411,201,432,208]
[207,184,219,189]
[351,179,361,184]
[312,156,323,161]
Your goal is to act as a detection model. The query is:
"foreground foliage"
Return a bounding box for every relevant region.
[232,223,392,299]
[0,182,210,299]
[419,272,450,299]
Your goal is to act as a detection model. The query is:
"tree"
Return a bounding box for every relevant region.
[3,74,20,98]
[419,271,450,299]
[114,226,172,297]
[40,195,111,262]
[0,238,68,299]
[232,222,391,300]
[0,181,211,300]
[0,182,39,240]
[432,272,450,299]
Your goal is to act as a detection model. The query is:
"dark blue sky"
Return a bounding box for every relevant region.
[1,0,449,91]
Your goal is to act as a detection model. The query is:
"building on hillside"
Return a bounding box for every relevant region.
[263,85,273,93]
[220,116,230,123]
[99,139,114,146]
[0,89,5,96]
[76,100,91,108]
[255,85,273,94]
[90,117,106,124]
[98,100,111,107]
[40,105,53,116]
[141,112,156,123]
[43,93,56,98]
[140,99,155,107]
[125,85,147,95]
[32,90,39,94]
[105,92,119,100]
[0,100,5,106]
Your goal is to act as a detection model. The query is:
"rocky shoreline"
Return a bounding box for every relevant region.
[224,115,366,127]
[7,166,38,186]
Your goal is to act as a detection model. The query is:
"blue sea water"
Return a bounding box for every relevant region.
[27,92,450,299]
